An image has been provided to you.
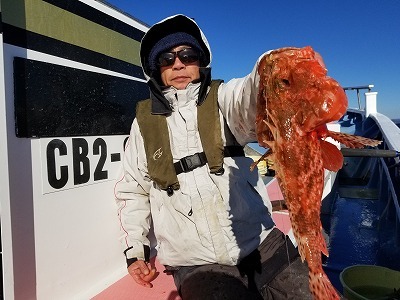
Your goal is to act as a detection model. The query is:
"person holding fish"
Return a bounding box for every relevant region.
[115,14,345,299]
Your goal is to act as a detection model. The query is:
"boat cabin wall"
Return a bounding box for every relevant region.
[0,1,150,299]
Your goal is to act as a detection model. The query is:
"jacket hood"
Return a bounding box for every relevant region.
[140,14,212,80]
[140,15,213,115]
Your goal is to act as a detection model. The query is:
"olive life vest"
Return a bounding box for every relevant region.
[136,80,243,193]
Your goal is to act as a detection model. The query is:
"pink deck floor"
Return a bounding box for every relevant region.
[93,178,290,300]
[92,257,181,300]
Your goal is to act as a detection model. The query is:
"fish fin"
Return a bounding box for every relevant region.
[296,233,328,263]
[250,149,271,171]
[320,140,343,172]
[318,230,329,257]
[327,131,381,148]
[309,270,340,300]
[263,119,277,138]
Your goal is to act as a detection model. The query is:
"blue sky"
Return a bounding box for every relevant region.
[106,0,400,118]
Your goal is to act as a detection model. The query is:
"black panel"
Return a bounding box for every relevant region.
[14,57,149,137]
[3,24,144,79]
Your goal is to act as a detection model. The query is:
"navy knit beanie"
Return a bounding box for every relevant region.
[148,32,204,72]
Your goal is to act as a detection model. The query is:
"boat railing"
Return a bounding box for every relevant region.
[343,87,400,246]
[370,112,400,242]
[343,86,400,156]
[344,84,374,111]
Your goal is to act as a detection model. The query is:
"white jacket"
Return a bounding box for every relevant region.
[114,15,275,267]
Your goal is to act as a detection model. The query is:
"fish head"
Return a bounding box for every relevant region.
[258,46,348,135]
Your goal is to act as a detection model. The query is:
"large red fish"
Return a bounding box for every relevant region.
[253,46,380,300]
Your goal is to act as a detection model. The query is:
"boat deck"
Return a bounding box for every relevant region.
[92,257,180,300]
[92,177,290,300]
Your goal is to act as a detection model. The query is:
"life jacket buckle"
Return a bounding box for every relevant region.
[175,152,207,174]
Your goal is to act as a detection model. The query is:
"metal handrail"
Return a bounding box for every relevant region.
[343,85,374,110]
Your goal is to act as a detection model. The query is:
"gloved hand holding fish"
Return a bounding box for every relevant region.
[252,46,381,300]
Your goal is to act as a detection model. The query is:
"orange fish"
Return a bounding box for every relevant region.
[253,46,381,300]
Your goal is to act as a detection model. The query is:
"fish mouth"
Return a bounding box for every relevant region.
[304,89,347,133]
[318,81,348,123]
[323,86,348,122]
[311,105,346,132]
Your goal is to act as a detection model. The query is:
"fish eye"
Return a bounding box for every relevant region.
[277,78,290,89]
[281,79,290,87]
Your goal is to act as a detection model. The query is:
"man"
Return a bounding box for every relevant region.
[115,14,311,299]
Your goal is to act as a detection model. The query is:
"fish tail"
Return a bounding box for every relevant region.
[309,270,340,300]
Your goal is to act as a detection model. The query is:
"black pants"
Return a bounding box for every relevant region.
[165,229,312,300]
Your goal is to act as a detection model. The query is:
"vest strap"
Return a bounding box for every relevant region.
[174,152,207,175]
[223,145,245,157]
[197,80,224,173]
[174,146,245,175]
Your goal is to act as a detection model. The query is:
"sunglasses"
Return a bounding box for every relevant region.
[157,48,200,67]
